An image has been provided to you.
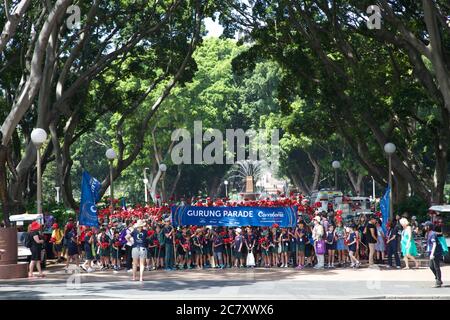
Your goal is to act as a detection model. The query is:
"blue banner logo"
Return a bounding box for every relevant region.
[171,206,297,227]
[380,185,390,232]
[79,171,101,227]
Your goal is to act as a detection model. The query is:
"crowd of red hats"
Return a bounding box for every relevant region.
[91,194,319,226]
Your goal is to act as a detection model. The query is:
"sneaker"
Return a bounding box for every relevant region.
[284,265,288,268]
[396,266,401,269]
[87,267,94,273]
[127,269,133,273]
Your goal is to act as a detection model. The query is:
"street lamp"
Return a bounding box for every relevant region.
[158,163,167,202]
[143,178,149,204]
[224,180,229,198]
[55,186,60,204]
[143,167,150,205]
[384,142,396,220]
[105,148,117,215]
[332,160,341,190]
[31,128,47,215]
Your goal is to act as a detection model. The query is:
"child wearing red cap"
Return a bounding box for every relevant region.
[50,223,64,263]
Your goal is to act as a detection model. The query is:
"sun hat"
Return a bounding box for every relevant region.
[134,219,146,228]
[422,221,433,228]
[235,228,242,233]
[30,221,41,231]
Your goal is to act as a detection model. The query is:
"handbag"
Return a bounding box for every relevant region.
[315,240,326,255]
[246,252,255,267]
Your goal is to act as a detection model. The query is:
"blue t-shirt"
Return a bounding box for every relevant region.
[65,230,78,250]
[131,229,148,248]
[84,235,91,252]
[427,231,443,257]
[213,236,224,252]
[234,235,243,250]
[348,232,356,252]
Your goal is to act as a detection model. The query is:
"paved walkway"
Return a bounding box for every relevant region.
[1,264,450,299]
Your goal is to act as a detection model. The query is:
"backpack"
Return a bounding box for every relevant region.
[24,232,33,248]
[437,236,449,255]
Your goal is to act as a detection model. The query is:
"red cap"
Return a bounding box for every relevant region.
[30,221,41,231]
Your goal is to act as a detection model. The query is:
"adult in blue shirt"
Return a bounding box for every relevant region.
[126,219,148,281]
[424,221,443,288]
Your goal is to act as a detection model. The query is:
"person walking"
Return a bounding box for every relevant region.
[28,221,45,278]
[365,216,378,267]
[50,223,64,263]
[81,228,95,272]
[385,221,401,269]
[64,223,80,273]
[126,219,148,281]
[424,221,444,287]
[400,218,419,269]
[346,225,360,268]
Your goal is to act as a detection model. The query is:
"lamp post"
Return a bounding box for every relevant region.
[371,176,376,200]
[143,178,149,204]
[105,148,117,215]
[159,163,167,202]
[332,160,341,190]
[224,180,229,198]
[31,128,47,215]
[55,186,60,204]
[143,167,150,205]
[384,142,396,220]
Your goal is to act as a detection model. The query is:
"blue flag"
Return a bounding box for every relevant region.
[380,185,390,233]
[79,171,101,227]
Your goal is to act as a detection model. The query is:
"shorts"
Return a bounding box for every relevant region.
[262,249,269,256]
[85,247,94,260]
[290,242,297,253]
[68,245,78,257]
[297,243,306,252]
[203,246,212,255]
[177,246,186,256]
[110,249,120,259]
[281,244,289,253]
[326,243,336,251]
[305,244,312,257]
[233,251,242,259]
[53,243,63,252]
[100,248,110,257]
[147,248,155,258]
[30,247,41,261]
[132,247,147,259]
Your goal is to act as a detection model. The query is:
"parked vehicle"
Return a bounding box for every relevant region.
[310,189,343,213]
[9,214,45,263]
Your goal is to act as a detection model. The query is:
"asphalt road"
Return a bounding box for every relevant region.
[1,265,450,300]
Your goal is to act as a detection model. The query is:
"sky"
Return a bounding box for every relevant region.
[204,17,224,38]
